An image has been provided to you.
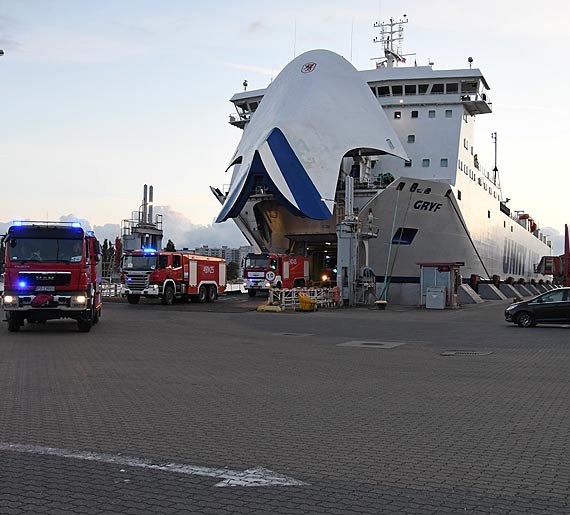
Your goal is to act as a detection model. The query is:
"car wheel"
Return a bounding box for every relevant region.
[517,312,534,328]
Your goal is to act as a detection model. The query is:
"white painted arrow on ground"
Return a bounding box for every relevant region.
[0,442,307,487]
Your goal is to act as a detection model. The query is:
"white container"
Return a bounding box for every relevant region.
[426,287,446,309]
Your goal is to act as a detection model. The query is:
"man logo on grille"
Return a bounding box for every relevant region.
[301,62,317,73]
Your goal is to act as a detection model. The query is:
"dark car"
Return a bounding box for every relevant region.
[505,287,570,327]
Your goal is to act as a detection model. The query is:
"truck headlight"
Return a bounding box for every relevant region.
[3,295,17,306]
[71,295,87,307]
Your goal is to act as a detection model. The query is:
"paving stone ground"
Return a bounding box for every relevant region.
[1,296,569,514]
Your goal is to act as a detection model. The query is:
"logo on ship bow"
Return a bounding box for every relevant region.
[301,62,317,73]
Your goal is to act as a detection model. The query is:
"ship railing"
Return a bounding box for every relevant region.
[267,287,340,310]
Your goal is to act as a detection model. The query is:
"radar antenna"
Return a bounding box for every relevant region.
[372,15,414,68]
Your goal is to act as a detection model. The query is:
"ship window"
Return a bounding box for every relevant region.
[428,110,436,118]
[457,190,462,200]
[391,85,403,95]
[392,227,418,245]
[394,111,402,119]
[461,81,478,93]
[511,226,513,232]
[464,138,468,149]
[504,221,506,228]
[478,178,482,186]
[378,86,390,96]
[471,146,474,155]
[488,210,491,219]
[419,84,429,94]
[431,83,444,93]
[407,134,415,143]
[422,159,430,167]
[441,158,448,167]
[446,83,459,93]
[370,86,377,96]
[404,159,412,167]
[405,85,416,95]
[411,110,418,118]
[249,101,259,111]
[445,109,452,118]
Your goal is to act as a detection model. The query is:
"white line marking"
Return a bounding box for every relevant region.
[0,442,307,487]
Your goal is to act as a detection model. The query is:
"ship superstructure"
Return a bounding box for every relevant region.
[213,17,551,304]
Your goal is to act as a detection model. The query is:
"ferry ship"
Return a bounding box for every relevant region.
[212,17,552,304]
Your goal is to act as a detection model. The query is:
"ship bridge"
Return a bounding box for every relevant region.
[228,67,492,128]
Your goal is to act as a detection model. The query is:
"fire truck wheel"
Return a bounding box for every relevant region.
[7,314,22,332]
[162,285,175,305]
[93,307,100,324]
[127,295,140,304]
[206,285,218,302]
[77,311,93,333]
[248,289,257,297]
[198,285,208,303]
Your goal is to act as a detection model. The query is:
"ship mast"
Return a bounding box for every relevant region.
[373,15,409,68]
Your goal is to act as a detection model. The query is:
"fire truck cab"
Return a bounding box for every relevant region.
[121,250,226,305]
[1,221,102,332]
[243,253,309,297]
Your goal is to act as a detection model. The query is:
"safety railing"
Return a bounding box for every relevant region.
[267,287,341,310]
[101,283,122,298]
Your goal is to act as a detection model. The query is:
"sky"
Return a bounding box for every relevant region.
[0,0,568,252]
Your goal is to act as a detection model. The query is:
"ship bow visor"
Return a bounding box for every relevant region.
[216,128,333,222]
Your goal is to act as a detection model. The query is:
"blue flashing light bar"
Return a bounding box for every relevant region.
[71,222,81,228]
[18,281,27,288]
[13,221,22,227]
[143,248,157,253]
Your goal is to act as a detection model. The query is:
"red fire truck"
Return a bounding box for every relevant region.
[1,221,102,332]
[120,250,226,304]
[243,253,309,297]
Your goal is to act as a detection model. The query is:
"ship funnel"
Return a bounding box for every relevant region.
[148,185,154,223]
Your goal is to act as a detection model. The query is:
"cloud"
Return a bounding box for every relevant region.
[157,206,248,249]
[541,226,565,256]
[243,20,267,34]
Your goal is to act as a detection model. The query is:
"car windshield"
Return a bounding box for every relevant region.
[122,255,157,271]
[245,256,270,269]
[7,237,84,263]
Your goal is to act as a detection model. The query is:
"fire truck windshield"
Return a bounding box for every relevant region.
[7,237,84,263]
[245,256,270,269]
[122,255,157,271]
